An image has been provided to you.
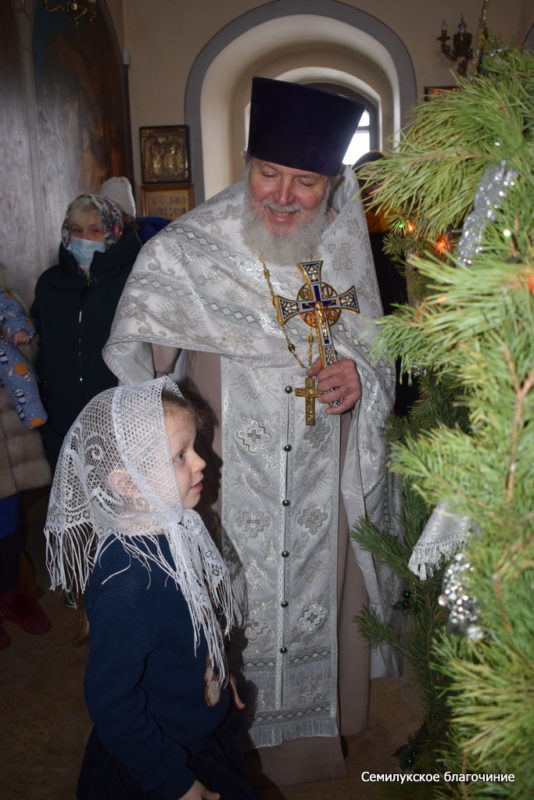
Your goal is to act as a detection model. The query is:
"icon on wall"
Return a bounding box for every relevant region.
[140,125,191,183]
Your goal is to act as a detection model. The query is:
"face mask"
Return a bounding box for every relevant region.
[67,237,106,265]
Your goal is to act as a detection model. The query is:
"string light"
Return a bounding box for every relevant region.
[434,234,450,255]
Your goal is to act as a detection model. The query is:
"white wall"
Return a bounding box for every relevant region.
[116,0,534,203]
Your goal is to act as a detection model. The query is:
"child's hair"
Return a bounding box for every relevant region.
[162,388,199,421]
[162,384,206,433]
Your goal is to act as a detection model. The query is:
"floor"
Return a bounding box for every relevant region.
[1,494,423,800]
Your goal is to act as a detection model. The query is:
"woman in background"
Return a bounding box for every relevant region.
[31,194,140,468]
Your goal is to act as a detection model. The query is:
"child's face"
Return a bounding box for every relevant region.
[164,407,206,509]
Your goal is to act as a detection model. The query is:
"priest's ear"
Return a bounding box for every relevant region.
[108,469,138,498]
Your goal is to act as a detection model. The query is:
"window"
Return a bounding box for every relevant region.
[343,109,373,164]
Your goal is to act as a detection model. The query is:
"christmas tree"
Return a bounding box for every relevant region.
[353,36,533,799]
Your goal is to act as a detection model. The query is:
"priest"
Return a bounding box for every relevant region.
[104,77,400,786]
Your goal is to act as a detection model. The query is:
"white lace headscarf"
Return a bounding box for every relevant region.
[45,376,233,681]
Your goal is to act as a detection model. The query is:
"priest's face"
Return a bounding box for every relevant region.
[247,158,330,237]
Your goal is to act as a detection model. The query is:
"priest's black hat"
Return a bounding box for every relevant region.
[247,77,365,177]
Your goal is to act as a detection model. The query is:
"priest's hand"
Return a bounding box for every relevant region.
[308,358,362,414]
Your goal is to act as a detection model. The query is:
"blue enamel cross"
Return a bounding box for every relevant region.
[273,260,360,424]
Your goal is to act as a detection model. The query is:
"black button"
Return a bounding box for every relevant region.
[280,646,288,654]
[283,444,292,452]
[284,385,293,393]
[281,550,289,558]
[281,601,288,608]
[282,499,290,507]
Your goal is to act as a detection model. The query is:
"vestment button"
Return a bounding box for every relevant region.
[284,385,293,393]
[284,444,292,452]
[281,601,288,607]
[282,499,290,507]
[281,550,289,558]
[280,646,288,654]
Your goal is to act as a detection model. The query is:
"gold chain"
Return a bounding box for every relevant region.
[260,257,314,369]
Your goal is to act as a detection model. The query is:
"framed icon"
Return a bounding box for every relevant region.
[139,125,191,183]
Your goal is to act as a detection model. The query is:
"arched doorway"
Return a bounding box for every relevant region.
[185,0,416,201]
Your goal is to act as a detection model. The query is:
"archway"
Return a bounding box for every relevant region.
[185,0,416,201]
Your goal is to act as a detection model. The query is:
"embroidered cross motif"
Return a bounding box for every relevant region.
[237,420,272,452]
[273,260,360,424]
[298,603,327,632]
[297,504,328,533]
[245,617,268,642]
[236,510,270,537]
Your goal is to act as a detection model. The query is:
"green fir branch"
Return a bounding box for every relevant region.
[351,36,533,798]
[352,518,414,580]
[356,43,534,244]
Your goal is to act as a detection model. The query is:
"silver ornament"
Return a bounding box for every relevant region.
[440,551,482,638]
[457,160,518,265]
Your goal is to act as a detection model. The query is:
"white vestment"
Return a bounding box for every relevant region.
[104,168,401,749]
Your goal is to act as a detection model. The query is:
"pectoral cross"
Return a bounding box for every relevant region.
[295,376,322,426]
[273,260,360,424]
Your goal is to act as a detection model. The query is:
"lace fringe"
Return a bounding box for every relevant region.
[46,517,234,683]
[408,535,468,580]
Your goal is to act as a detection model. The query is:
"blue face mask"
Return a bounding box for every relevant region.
[67,237,106,265]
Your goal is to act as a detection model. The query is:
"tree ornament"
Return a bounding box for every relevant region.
[393,587,416,614]
[394,736,420,770]
[438,552,483,640]
[456,160,517,265]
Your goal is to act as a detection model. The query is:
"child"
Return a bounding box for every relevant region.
[0,269,51,647]
[0,285,47,428]
[45,377,259,800]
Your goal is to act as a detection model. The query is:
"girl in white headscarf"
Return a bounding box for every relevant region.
[45,377,259,800]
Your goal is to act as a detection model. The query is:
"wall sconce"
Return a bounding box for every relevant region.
[437,15,473,76]
[42,1,97,24]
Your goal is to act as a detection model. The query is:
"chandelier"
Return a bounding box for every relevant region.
[437,15,473,76]
[42,1,97,24]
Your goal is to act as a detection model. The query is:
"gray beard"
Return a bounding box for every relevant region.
[241,188,329,265]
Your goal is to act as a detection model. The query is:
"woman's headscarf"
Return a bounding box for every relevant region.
[61,193,124,251]
[45,376,233,681]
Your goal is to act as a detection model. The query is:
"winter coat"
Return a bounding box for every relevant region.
[0,385,50,501]
[31,225,140,466]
